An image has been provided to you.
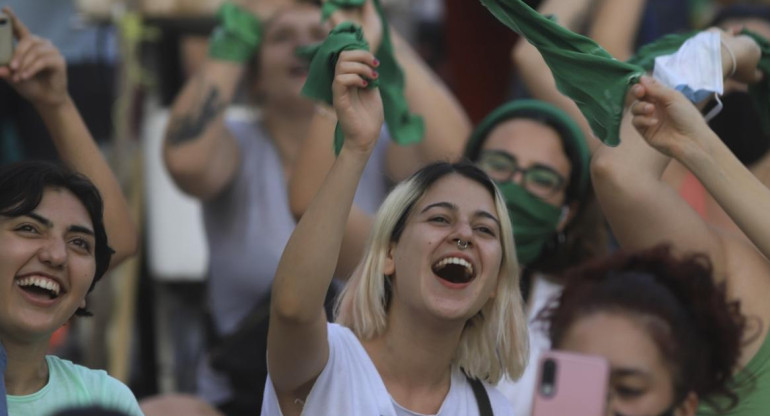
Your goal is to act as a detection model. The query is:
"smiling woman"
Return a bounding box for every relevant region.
[0,161,142,416]
[262,47,528,416]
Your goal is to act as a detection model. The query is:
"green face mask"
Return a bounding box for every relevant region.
[496,181,562,265]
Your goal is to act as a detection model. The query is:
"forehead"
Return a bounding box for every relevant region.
[266,5,324,33]
[32,187,92,226]
[559,312,669,376]
[414,174,498,215]
[481,118,572,175]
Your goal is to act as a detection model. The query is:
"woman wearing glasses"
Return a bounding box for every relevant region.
[462,99,607,414]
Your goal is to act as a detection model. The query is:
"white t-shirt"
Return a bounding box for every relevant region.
[496,275,563,415]
[261,323,513,416]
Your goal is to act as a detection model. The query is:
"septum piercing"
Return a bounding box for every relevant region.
[456,239,469,250]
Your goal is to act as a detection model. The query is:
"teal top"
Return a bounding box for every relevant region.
[7,355,143,416]
[698,330,770,415]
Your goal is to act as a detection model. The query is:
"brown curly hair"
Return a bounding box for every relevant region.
[540,245,747,411]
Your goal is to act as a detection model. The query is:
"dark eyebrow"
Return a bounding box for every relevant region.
[611,368,652,379]
[25,212,94,236]
[476,211,501,228]
[420,201,456,214]
[420,202,501,227]
[25,213,52,227]
[69,225,95,236]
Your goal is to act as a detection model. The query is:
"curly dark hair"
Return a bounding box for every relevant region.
[0,161,113,317]
[540,245,746,411]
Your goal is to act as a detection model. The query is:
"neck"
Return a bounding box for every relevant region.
[1,335,50,396]
[363,305,465,411]
[261,104,313,173]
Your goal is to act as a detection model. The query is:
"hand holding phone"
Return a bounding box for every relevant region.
[532,350,610,416]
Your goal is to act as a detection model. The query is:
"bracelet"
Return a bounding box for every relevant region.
[720,38,737,78]
[208,2,262,63]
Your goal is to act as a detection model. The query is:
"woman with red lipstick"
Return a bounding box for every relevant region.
[262,47,528,416]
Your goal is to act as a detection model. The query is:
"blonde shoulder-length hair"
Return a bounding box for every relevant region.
[335,162,529,383]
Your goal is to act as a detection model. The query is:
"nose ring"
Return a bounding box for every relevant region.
[456,239,469,250]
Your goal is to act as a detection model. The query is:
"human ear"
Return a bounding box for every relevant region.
[383,242,396,275]
[674,391,698,416]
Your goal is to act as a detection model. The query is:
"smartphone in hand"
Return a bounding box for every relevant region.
[0,13,13,66]
[532,350,610,416]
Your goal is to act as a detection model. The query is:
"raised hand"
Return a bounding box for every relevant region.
[333,49,383,154]
[326,0,383,53]
[0,7,67,108]
[629,76,718,160]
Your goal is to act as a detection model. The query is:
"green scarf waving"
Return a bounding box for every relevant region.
[480,0,645,146]
[301,0,424,154]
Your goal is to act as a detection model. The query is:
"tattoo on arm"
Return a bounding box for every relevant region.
[167,86,226,146]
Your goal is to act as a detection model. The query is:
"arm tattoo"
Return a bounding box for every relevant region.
[167,85,226,146]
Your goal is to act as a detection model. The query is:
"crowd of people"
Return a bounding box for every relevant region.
[2,0,770,415]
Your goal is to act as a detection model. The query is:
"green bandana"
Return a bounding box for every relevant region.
[299,23,377,154]
[480,0,645,146]
[465,100,591,202]
[301,0,424,154]
[496,181,562,265]
[208,2,263,62]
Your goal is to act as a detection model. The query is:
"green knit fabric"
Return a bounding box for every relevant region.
[481,0,645,146]
[208,2,262,62]
[302,0,424,154]
[299,22,377,154]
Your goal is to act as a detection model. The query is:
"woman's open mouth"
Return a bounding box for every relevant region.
[16,276,61,300]
[432,257,475,284]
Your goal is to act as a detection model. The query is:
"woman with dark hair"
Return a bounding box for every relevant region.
[542,245,745,415]
[0,9,139,415]
[593,56,769,415]
[0,162,142,415]
[263,47,528,415]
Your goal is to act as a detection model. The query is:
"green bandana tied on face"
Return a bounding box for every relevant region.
[465,100,590,265]
[480,0,645,146]
[496,181,563,265]
[300,0,424,155]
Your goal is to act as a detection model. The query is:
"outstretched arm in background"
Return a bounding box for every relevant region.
[511,0,601,150]
[268,49,383,413]
[0,8,137,268]
[593,75,770,366]
[630,75,770,261]
[163,0,291,200]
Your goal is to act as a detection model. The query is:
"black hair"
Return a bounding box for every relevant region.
[0,161,113,316]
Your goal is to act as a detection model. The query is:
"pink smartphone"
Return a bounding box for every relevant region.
[531,350,610,416]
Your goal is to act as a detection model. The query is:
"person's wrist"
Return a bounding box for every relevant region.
[208,2,262,63]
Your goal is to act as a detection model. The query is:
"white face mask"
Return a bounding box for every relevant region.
[652,31,724,105]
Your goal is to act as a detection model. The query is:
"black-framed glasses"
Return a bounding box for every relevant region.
[477,150,567,198]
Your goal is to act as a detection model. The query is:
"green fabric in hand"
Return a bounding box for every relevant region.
[481,0,646,146]
[301,0,424,154]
